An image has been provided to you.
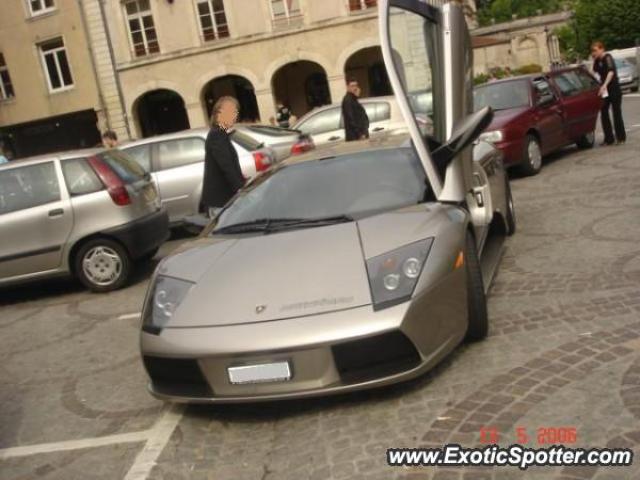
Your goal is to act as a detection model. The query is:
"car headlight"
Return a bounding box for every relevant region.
[366,238,434,310]
[479,130,504,143]
[142,275,194,334]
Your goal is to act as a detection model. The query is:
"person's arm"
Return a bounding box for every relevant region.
[599,55,616,95]
[207,131,244,192]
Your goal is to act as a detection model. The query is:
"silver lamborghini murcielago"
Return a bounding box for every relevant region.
[139,0,516,403]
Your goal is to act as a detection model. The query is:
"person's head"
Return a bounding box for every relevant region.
[347,78,361,97]
[102,130,118,148]
[211,96,240,129]
[591,41,605,60]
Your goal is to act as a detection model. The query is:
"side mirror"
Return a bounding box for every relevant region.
[431,107,494,171]
[537,93,555,107]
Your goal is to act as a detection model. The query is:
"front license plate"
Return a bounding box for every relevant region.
[228,361,291,385]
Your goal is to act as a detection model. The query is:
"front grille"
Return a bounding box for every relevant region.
[143,356,212,398]
[332,331,421,384]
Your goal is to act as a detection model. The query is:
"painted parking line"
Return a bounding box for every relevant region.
[123,404,185,480]
[0,430,150,460]
[118,312,142,320]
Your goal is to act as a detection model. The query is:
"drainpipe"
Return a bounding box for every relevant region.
[98,0,132,138]
[77,0,110,131]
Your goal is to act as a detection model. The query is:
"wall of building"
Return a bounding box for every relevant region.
[0,0,102,127]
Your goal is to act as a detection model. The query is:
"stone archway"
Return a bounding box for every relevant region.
[271,61,331,118]
[202,75,260,123]
[344,46,392,98]
[133,89,190,138]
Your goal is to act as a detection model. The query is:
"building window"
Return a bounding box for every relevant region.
[39,38,74,92]
[197,0,230,41]
[124,0,159,57]
[0,53,15,100]
[28,0,55,16]
[349,0,377,11]
[270,0,302,28]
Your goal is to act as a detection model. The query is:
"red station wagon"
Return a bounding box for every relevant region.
[474,67,602,175]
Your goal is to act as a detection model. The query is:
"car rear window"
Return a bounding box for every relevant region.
[246,126,300,137]
[230,130,263,151]
[62,158,104,196]
[98,150,146,184]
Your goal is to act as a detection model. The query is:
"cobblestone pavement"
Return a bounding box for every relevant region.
[1,98,640,480]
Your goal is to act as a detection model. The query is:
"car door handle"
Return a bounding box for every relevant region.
[328,136,342,141]
[372,127,385,132]
[48,208,64,217]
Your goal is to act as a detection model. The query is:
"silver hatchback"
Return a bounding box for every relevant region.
[0,149,169,292]
[122,128,276,226]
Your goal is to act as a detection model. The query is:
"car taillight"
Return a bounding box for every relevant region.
[253,151,272,172]
[291,138,315,155]
[87,156,132,206]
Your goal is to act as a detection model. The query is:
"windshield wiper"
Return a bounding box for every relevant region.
[265,215,354,232]
[213,218,273,234]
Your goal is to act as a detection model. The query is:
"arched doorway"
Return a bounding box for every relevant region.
[272,61,331,118]
[202,75,259,123]
[344,46,392,98]
[134,89,190,138]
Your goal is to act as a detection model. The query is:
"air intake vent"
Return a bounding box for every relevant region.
[143,356,212,398]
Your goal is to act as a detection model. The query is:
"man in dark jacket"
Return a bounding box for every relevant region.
[341,78,369,142]
[201,96,245,218]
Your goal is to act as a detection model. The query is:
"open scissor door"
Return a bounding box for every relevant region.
[378,0,476,203]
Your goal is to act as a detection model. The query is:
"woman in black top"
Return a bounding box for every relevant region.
[592,41,626,145]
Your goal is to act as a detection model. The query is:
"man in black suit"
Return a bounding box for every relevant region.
[341,78,369,142]
[201,96,246,218]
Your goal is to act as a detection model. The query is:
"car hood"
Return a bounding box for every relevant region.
[159,222,372,327]
[157,204,455,328]
[486,106,530,130]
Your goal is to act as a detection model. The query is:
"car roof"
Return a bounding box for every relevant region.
[476,66,589,88]
[0,148,107,169]
[295,96,396,123]
[283,133,411,166]
[121,128,210,148]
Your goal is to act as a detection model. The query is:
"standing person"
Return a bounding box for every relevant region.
[276,102,291,128]
[201,96,245,218]
[592,41,626,145]
[101,130,118,149]
[341,78,369,141]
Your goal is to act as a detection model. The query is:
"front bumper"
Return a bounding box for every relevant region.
[103,209,169,260]
[493,138,525,167]
[140,267,466,403]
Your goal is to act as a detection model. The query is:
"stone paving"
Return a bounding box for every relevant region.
[1,99,640,479]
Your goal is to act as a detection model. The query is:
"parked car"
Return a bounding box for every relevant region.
[474,66,601,175]
[121,128,276,226]
[614,57,639,93]
[293,96,409,147]
[0,149,169,292]
[234,124,315,161]
[138,1,515,403]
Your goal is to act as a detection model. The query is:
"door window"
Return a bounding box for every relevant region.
[554,72,584,97]
[61,158,103,196]
[157,138,204,170]
[364,102,392,123]
[576,69,599,90]
[533,78,555,101]
[122,144,152,172]
[298,108,341,135]
[0,162,60,215]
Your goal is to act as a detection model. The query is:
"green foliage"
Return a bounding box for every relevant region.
[567,0,640,57]
[474,64,543,85]
[477,0,567,26]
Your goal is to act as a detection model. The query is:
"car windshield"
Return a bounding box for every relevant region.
[474,80,531,111]
[214,147,429,233]
[615,58,632,70]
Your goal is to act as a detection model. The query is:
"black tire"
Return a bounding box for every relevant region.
[519,134,542,177]
[465,231,488,341]
[505,176,516,236]
[576,130,595,150]
[74,238,131,293]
